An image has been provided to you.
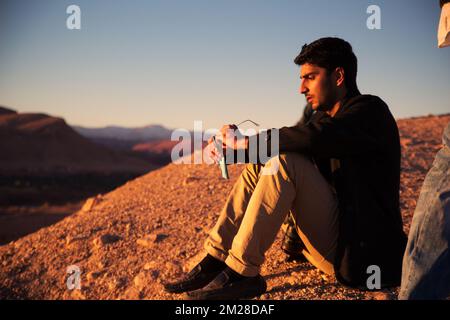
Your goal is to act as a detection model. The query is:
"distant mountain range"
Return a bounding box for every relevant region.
[71,123,199,164]
[0,106,208,176]
[0,106,154,176]
[72,124,174,142]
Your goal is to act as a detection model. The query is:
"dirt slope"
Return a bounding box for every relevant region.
[0,114,449,300]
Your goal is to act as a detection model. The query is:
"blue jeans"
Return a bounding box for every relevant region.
[399,122,450,300]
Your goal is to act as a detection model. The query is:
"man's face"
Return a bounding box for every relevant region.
[299,63,338,111]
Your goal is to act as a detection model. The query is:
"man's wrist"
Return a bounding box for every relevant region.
[238,136,249,151]
[235,135,249,150]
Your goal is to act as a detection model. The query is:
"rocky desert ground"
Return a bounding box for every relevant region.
[0,114,449,300]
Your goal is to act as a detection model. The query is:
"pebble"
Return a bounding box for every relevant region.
[183,175,200,185]
[81,195,102,212]
[108,277,127,291]
[136,233,168,247]
[92,234,121,248]
[87,271,103,282]
[286,276,298,286]
[133,271,157,291]
[65,235,88,246]
[144,261,158,270]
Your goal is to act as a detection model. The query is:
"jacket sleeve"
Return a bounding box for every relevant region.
[247,95,389,162]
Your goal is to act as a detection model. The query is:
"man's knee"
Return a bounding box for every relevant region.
[242,163,261,181]
[264,153,312,176]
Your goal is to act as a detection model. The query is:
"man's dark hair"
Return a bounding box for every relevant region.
[441,0,450,8]
[294,37,358,93]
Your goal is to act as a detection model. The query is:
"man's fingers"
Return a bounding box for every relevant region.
[223,124,237,130]
[206,141,221,163]
[217,125,238,149]
[220,124,237,136]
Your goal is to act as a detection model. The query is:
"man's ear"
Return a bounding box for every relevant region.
[334,67,345,87]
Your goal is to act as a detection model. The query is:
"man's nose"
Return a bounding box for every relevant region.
[299,80,308,94]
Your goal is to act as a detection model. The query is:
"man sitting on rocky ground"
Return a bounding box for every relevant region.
[164,37,407,300]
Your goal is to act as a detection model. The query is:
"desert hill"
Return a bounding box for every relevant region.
[0,114,449,300]
[0,107,153,176]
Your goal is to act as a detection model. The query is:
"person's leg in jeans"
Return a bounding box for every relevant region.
[399,123,450,300]
[204,152,339,277]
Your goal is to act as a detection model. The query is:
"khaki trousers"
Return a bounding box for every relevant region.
[204,152,339,277]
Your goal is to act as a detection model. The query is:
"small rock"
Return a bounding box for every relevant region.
[133,273,145,289]
[287,276,299,286]
[87,271,103,282]
[136,233,168,247]
[109,277,127,290]
[144,261,158,270]
[65,235,87,246]
[81,195,102,212]
[133,271,157,291]
[183,175,200,185]
[93,234,121,248]
[136,236,154,247]
[91,239,100,248]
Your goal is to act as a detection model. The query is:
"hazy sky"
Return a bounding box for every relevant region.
[0,0,448,130]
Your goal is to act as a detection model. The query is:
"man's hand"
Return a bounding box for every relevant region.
[206,124,248,163]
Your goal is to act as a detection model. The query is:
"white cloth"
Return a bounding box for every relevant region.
[438,3,450,48]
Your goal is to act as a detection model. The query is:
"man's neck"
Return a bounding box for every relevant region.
[326,89,348,118]
[326,101,342,118]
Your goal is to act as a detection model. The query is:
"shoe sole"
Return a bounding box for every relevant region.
[185,279,267,300]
